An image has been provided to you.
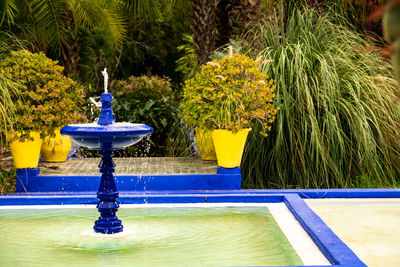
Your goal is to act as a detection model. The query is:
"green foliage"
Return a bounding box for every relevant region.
[0,0,127,90]
[175,34,198,81]
[0,0,127,53]
[241,8,400,189]
[0,50,84,141]
[0,73,19,140]
[111,75,189,156]
[112,75,172,100]
[116,0,192,81]
[0,31,28,57]
[0,32,26,148]
[0,167,15,194]
[263,0,386,33]
[180,53,278,134]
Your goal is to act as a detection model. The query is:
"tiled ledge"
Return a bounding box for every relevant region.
[39,157,218,176]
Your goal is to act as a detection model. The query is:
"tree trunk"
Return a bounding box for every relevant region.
[233,0,262,32]
[191,0,218,66]
[61,10,80,77]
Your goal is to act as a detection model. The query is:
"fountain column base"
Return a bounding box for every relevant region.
[93,145,123,234]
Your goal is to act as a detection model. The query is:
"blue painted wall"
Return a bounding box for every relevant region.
[16,167,242,192]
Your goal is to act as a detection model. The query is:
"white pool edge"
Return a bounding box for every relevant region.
[267,203,330,265]
[0,202,330,265]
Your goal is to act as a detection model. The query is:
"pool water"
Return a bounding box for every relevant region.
[0,206,303,266]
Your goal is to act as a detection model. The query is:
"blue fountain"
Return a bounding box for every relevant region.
[61,69,153,234]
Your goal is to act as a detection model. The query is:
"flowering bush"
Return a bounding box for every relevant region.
[180,53,278,134]
[0,50,84,141]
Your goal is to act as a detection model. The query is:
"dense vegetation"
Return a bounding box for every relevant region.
[0,0,399,191]
[242,8,400,188]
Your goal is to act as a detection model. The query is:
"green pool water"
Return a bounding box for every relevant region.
[0,206,303,266]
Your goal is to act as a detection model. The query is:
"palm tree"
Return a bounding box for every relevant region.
[190,0,262,66]
[0,0,127,76]
[233,0,262,31]
[191,0,218,66]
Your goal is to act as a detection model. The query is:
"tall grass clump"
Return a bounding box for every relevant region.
[0,32,26,148]
[0,74,19,137]
[241,8,400,188]
[263,0,386,32]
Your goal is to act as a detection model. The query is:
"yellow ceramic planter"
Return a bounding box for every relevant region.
[41,130,72,162]
[212,128,251,168]
[9,131,43,169]
[195,129,217,161]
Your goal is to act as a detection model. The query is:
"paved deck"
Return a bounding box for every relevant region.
[39,157,218,176]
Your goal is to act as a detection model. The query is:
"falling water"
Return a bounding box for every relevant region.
[142,135,152,156]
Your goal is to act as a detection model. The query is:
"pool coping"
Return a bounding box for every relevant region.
[0,191,370,267]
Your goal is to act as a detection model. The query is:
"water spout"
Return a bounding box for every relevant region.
[101,68,109,94]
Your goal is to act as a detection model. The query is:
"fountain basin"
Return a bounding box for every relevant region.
[0,192,369,266]
[0,205,305,266]
[61,123,153,150]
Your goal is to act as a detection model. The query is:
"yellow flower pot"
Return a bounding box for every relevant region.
[41,130,72,162]
[212,128,251,168]
[195,129,217,161]
[9,131,43,169]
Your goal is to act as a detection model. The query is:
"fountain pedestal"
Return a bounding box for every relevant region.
[93,145,123,234]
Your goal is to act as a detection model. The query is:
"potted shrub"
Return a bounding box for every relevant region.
[180,53,278,167]
[0,50,84,167]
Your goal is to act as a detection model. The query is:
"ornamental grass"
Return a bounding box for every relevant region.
[241,8,400,188]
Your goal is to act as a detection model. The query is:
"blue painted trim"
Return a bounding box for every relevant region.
[210,189,400,198]
[16,168,40,177]
[9,188,400,198]
[237,189,400,198]
[217,167,241,174]
[15,174,242,192]
[16,168,40,192]
[0,192,367,266]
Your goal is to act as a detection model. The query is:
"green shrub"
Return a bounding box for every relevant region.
[175,34,198,81]
[0,50,84,141]
[180,53,278,134]
[0,168,15,194]
[111,75,190,156]
[241,8,400,189]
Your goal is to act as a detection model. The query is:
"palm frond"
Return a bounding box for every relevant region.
[0,0,18,25]
[125,0,161,23]
[30,0,70,53]
[68,0,127,48]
